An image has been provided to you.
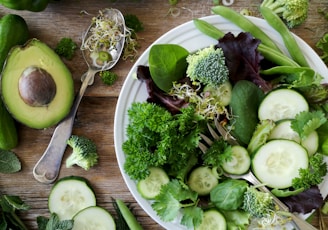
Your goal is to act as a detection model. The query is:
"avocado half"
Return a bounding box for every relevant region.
[0,39,74,129]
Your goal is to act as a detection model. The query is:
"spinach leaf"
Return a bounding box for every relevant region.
[0,150,21,173]
[149,44,189,92]
[210,179,248,211]
[229,80,264,145]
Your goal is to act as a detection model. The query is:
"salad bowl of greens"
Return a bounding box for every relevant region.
[114,10,328,229]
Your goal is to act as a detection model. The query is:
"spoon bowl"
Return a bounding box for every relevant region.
[33,8,126,184]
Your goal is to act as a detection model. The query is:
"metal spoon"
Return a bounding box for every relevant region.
[33,8,126,184]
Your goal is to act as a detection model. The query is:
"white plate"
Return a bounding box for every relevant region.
[114,15,328,229]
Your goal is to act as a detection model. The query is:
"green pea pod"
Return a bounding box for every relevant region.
[260,6,309,67]
[0,0,49,12]
[0,14,29,150]
[193,19,299,67]
[271,187,305,197]
[211,5,283,54]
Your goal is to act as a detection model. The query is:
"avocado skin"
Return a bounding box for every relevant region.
[1,39,75,129]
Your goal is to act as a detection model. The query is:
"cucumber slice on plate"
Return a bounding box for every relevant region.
[195,209,226,230]
[258,88,308,121]
[48,176,96,220]
[187,166,218,196]
[137,167,169,199]
[222,145,250,175]
[72,206,115,230]
[269,119,319,156]
[252,139,309,189]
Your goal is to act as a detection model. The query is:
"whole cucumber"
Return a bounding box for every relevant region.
[0,14,29,150]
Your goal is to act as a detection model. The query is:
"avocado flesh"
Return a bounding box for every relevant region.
[1,39,74,129]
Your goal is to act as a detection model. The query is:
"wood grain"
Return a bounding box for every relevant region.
[0,0,328,229]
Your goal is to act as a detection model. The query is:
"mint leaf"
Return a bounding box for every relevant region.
[291,110,327,139]
[0,150,21,173]
[37,213,73,230]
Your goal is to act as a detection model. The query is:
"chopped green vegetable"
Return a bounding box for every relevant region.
[36,213,74,230]
[210,179,248,211]
[186,45,229,86]
[316,33,328,64]
[261,0,309,28]
[0,149,21,174]
[124,14,144,33]
[0,194,29,230]
[66,135,98,170]
[123,102,203,181]
[322,200,328,215]
[202,138,232,168]
[242,185,275,218]
[99,70,118,85]
[292,153,327,190]
[291,110,327,139]
[151,179,201,228]
[113,199,143,230]
[54,37,77,60]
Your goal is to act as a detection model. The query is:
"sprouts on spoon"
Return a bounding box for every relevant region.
[81,8,126,69]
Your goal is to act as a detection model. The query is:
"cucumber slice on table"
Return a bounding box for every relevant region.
[187,166,218,196]
[137,167,169,199]
[48,176,96,220]
[258,88,308,121]
[72,206,115,230]
[252,139,309,189]
[222,145,250,175]
[195,209,226,230]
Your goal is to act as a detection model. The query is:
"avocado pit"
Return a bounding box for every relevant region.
[18,66,56,107]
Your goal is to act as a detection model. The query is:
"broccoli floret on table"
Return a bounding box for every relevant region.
[186,45,229,86]
[66,135,98,170]
[261,0,309,28]
[99,70,118,86]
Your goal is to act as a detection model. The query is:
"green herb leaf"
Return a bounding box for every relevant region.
[37,213,73,230]
[0,150,21,174]
[149,44,189,92]
[291,110,327,139]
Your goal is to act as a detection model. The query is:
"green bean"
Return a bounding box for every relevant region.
[260,6,309,67]
[193,19,299,67]
[211,5,283,53]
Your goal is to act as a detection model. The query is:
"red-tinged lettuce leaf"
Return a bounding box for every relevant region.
[136,65,188,114]
[215,32,272,92]
[281,186,324,214]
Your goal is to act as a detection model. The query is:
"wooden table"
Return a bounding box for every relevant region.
[0,0,328,229]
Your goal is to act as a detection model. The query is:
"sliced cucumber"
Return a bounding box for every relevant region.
[187,166,218,196]
[252,139,308,189]
[137,167,169,199]
[195,209,226,230]
[258,88,308,122]
[269,119,301,143]
[301,130,319,156]
[72,206,115,230]
[48,176,96,220]
[269,120,319,156]
[222,145,250,175]
[203,80,232,106]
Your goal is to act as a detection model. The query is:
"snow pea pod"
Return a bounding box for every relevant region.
[260,6,309,67]
[193,19,299,67]
[211,5,283,53]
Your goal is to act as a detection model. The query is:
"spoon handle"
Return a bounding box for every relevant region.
[33,69,97,184]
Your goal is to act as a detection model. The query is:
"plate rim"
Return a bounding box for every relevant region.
[114,14,328,229]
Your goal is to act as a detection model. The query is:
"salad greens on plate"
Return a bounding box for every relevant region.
[116,6,328,230]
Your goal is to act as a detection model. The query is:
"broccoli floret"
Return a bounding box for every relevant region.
[186,45,229,86]
[66,135,98,170]
[54,37,77,60]
[261,0,309,28]
[99,71,118,86]
[242,185,275,218]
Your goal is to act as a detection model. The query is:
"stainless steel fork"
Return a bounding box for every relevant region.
[199,119,318,230]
